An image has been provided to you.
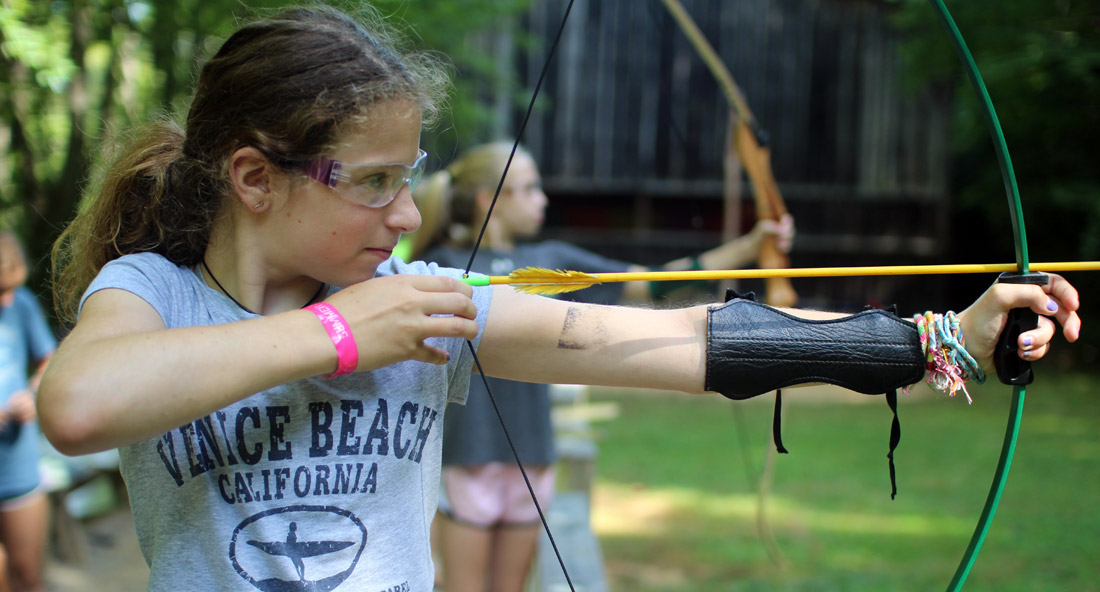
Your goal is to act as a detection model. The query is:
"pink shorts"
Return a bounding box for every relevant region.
[440,463,555,528]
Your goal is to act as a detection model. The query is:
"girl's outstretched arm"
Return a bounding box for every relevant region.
[478,273,1081,394]
[619,214,795,302]
[476,285,711,392]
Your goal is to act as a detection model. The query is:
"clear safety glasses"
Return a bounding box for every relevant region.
[305,149,428,208]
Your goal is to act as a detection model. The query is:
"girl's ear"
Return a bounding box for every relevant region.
[227,146,278,212]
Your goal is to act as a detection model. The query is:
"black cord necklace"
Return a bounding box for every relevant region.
[201,260,325,315]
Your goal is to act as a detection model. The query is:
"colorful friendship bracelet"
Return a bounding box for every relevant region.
[908,310,986,402]
[305,302,358,378]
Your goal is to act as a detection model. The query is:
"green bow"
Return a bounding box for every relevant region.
[930,2,1047,590]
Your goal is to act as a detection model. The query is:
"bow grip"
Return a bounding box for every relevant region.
[993,271,1049,385]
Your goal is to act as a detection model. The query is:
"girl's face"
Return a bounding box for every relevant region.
[270,100,423,287]
[492,153,547,241]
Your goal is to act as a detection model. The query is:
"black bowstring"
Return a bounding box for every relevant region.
[461,1,578,589]
[463,0,575,277]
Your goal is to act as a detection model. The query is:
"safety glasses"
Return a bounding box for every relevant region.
[305,149,428,208]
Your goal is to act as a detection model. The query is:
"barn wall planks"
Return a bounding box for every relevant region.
[487,0,954,309]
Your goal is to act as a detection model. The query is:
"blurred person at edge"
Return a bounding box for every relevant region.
[0,231,56,592]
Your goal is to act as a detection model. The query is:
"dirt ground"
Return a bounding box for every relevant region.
[44,504,149,592]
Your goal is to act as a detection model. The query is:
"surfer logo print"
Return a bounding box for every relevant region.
[230,505,366,591]
[144,384,446,590]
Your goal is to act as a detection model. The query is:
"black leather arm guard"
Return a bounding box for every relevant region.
[705,298,926,400]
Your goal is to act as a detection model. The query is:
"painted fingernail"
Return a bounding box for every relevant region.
[1047,299,1059,312]
[444,352,451,363]
[1022,336,1033,348]
[1022,350,1032,359]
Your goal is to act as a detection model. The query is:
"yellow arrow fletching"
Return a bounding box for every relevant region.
[503,267,600,295]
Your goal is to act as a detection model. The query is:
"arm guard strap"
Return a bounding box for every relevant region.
[705,298,925,400]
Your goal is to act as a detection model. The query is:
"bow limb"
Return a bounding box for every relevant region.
[733,119,798,307]
[660,0,798,308]
[930,2,1043,590]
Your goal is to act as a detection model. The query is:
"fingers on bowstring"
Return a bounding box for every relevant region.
[399,275,478,323]
[421,290,478,323]
[418,315,478,365]
[411,274,474,298]
[422,312,479,342]
[417,342,453,366]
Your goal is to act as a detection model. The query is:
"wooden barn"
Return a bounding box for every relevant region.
[474,0,954,311]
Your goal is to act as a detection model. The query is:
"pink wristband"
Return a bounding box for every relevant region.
[305,303,358,378]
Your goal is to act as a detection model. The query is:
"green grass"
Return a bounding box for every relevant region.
[584,373,1100,591]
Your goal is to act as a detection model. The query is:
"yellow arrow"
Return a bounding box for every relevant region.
[461,261,1100,295]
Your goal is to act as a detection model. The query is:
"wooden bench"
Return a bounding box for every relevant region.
[39,446,124,563]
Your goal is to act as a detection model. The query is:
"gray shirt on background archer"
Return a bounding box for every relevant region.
[423,240,631,467]
[81,252,491,591]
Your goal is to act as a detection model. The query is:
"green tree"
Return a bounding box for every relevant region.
[0,0,533,315]
[893,0,1100,258]
[0,0,281,294]
[373,0,535,160]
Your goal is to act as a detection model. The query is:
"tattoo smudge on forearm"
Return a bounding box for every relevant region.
[558,305,609,350]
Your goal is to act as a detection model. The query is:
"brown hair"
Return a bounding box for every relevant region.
[51,3,449,325]
[409,141,529,259]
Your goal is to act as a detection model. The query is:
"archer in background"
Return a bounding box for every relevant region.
[408,140,793,592]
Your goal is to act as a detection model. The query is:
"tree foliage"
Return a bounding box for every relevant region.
[0,0,533,302]
[372,0,534,161]
[892,0,1100,359]
[892,0,1100,263]
[0,0,282,290]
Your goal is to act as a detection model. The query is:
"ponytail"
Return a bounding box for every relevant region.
[51,119,223,325]
[408,169,454,260]
[408,141,531,261]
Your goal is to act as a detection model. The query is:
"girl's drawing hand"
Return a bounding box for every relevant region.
[328,274,479,370]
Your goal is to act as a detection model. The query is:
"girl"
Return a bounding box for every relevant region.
[413,141,794,592]
[37,5,1080,592]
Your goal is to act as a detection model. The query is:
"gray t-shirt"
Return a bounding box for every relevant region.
[81,252,491,591]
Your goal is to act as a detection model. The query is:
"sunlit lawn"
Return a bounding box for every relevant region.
[585,372,1100,591]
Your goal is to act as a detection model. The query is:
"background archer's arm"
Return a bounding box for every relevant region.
[618,214,794,302]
